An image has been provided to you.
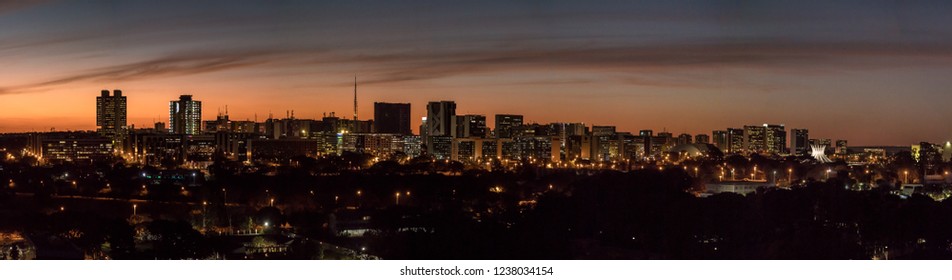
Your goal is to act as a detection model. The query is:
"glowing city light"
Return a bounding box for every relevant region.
[811,144,832,163]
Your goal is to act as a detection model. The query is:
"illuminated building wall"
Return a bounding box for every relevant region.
[169,95,202,135]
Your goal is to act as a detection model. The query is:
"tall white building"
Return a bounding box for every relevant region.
[170,95,202,135]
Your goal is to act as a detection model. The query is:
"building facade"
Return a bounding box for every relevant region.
[426,101,456,156]
[453,115,487,138]
[494,114,524,138]
[713,130,729,152]
[373,102,412,135]
[96,89,127,142]
[727,128,744,154]
[791,128,809,156]
[170,95,202,135]
[764,124,786,154]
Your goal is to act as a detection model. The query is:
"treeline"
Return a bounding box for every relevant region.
[362,170,952,259]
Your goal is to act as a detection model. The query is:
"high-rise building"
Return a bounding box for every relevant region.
[426,101,456,156]
[591,126,617,161]
[695,134,710,144]
[835,140,848,155]
[713,130,728,152]
[154,122,166,133]
[426,101,456,137]
[743,126,766,154]
[727,128,744,154]
[561,123,588,137]
[453,115,487,138]
[791,128,809,156]
[809,138,832,154]
[809,138,832,147]
[419,117,428,140]
[764,124,786,154]
[373,102,411,135]
[494,114,524,138]
[96,89,127,141]
[677,133,693,145]
[639,130,654,156]
[170,95,202,135]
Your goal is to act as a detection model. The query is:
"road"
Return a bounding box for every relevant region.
[14,192,243,207]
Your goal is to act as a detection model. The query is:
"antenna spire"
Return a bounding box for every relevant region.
[353,75,358,121]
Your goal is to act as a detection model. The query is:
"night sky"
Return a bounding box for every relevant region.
[2,1,952,145]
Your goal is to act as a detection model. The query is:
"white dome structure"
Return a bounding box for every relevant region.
[811,144,832,163]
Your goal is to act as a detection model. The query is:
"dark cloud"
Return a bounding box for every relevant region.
[6,1,952,93]
[334,40,952,87]
[6,38,952,95]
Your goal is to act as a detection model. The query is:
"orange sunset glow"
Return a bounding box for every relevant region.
[2,1,952,145]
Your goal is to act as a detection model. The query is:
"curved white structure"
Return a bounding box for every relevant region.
[811,144,832,163]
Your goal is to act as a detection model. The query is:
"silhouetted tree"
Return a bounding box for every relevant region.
[148,220,212,259]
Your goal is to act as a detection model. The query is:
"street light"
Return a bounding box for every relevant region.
[903,170,909,184]
[270,198,274,207]
[395,192,401,205]
[788,168,793,183]
[826,169,832,180]
[133,204,137,217]
[202,201,207,229]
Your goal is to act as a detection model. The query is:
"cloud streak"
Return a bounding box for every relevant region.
[336,40,952,87]
[6,38,952,95]
[0,49,301,95]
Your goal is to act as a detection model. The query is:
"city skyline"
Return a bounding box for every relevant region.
[4,1,952,145]
[6,1,952,264]
[1,89,943,149]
